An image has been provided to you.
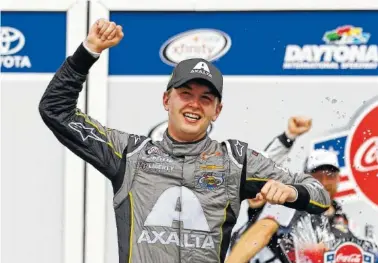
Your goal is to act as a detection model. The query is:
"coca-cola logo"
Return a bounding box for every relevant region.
[324,242,375,263]
[346,97,378,207]
[335,244,362,263]
[336,253,361,263]
[353,137,378,173]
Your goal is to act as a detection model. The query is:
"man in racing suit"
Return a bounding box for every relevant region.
[227,117,378,263]
[39,19,330,263]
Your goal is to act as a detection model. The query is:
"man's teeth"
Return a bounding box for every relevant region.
[184,113,200,120]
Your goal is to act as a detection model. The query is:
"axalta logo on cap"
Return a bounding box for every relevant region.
[324,242,375,263]
[346,97,378,208]
[191,62,212,78]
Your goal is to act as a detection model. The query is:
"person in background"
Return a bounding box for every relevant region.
[227,116,378,263]
[264,117,352,242]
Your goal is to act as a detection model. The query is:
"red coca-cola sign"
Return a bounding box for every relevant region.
[346,98,378,207]
[335,243,362,263]
[324,242,375,263]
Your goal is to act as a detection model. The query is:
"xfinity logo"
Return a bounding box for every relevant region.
[159,29,232,66]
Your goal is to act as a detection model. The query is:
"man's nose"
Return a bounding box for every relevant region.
[188,97,200,108]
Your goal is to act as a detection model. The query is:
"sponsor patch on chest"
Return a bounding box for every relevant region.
[138,146,176,173]
[138,161,175,173]
[195,172,225,190]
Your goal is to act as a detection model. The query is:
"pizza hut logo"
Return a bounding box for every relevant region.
[324,242,375,263]
[346,96,378,207]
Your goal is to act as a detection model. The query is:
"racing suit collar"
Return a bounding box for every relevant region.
[159,130,212,157]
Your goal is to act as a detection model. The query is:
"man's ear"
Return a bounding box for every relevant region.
[212,102,223,122]
[163,91,170,111]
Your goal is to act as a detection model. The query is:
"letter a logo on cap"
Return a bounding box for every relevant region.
[193,62,210,73]
[190,62,212,78]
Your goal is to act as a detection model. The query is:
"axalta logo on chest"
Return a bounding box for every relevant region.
[137,186,217,249]
[283,25,378,70]
[137,230,215,249]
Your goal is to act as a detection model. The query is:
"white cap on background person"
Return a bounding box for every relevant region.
[304,149,340,173]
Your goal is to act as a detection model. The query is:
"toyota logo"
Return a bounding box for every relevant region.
[1,27,25,55]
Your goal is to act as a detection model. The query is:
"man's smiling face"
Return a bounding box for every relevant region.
[163,80,223,142]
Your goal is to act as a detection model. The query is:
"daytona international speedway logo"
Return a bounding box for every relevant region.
[283,25,378,70]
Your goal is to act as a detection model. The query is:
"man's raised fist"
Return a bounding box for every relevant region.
[84,18,124,53]
[286,116,312,138]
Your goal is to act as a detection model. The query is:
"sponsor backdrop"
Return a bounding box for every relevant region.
[109,11,378,76]
[1,11,66,72]
[105,10,378,262]
[1,11,67,263]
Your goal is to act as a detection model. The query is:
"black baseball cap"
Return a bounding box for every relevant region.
[166,58,223,100]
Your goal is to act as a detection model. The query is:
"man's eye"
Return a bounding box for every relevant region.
[202,96,212,101]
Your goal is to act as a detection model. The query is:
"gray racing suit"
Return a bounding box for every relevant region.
[39,43,331,263]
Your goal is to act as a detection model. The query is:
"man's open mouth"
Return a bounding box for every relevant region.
[183,113,201,122]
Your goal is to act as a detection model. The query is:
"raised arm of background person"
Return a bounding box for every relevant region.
[225,218,279,263]
[39,19,129,181]
[241,149,331,214]
[264,116,312,164]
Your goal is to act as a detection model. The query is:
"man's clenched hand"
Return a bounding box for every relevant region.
[287,116,312,138]
[84,18,124,53]
[255,180,298,204]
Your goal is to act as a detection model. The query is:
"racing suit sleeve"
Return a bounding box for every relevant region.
[241,149,331,214]
[39,43,129,181]
[264,132,295,164]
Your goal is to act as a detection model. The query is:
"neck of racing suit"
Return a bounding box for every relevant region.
[158,130,212,157]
